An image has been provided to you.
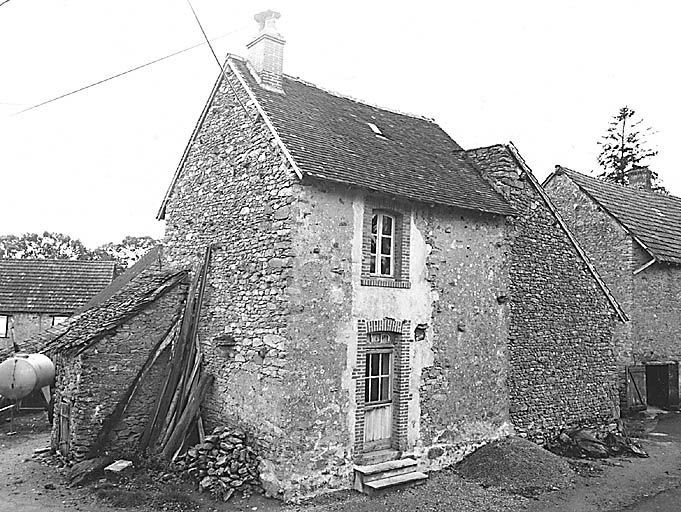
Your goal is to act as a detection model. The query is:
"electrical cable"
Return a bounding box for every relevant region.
[12,27,245,116]
[185,0,252,121]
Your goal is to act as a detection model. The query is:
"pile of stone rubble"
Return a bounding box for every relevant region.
[547,423,648,459]
[174,426,260,501]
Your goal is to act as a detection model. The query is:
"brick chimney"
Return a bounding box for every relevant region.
[247,10,285,93]
[626,166,652,190]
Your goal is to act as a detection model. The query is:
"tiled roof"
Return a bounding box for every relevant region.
[77,245,163,314]
[231,57,513,216]
[5,267,188,359]
[157,57,514,218]
[551,167,681,264]
[0,259,114,313]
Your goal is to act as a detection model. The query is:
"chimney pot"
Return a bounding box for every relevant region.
[247,10,285,93]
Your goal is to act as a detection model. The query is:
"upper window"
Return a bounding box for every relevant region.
[362,202,411,288]
[0,315,8,338]
[371,213,395,277]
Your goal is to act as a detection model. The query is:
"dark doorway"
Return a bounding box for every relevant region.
[646,363,680,410]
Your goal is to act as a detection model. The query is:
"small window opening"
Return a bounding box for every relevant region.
[367,122,387,139]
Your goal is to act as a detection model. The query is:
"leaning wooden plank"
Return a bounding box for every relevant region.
[144,271,200,449]
[161,373,213,460]
[138,319,182,451]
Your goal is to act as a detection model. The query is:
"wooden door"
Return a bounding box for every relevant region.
[363,350,393,450]
[626,365,647,412]
[668,363,680,410]
[58,401,71,456]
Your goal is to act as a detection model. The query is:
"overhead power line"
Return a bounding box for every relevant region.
[185,0,251,120]
[12,27,245,116]
[0,0,13,8]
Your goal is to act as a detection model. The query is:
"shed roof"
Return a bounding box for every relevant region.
[548,167,681,264]
[9,267,188,358]
[158,56,514,219]
[0,259,114,314]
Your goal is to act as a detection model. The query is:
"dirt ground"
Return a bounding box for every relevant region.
[2,409,681,512]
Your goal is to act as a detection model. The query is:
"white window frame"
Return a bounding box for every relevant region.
[370,212,395,277]
[0,315,8,338]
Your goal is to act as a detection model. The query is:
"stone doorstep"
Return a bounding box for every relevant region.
[363,471,428,496]
[354,457,418,481]
[353,456,427,495]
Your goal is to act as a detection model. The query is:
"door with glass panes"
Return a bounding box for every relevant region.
[363,339,394,450]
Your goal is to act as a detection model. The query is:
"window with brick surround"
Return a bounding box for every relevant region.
[362,202,410,288]
[0,315,8,338]
[371,213,395,277]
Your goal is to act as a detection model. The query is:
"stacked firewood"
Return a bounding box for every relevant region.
[174,427,260,501]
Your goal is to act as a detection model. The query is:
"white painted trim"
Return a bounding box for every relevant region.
[227,58,303,180]
[633,258,656,275]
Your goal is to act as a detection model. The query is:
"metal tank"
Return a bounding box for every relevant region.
[0,353,55,400]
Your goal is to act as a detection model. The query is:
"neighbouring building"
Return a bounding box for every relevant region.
[156,11,625,499]
[544,166,681,412]
[0,259,114,350]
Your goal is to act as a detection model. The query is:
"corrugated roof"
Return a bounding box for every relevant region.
[157,56,514,218]
[0,259,114,313]
[552,167,681,264]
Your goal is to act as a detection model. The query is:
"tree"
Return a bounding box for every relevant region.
[0,232,159,277]
[0,232,94,260]
[597,106,662,189]
[93,236,158,277]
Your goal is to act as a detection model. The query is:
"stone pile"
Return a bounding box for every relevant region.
[174,427,260,501]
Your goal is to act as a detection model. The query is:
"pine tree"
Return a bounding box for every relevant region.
[597,106,661,189]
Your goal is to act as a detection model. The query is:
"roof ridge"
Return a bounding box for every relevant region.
[557,165,681,204]
[226,53,436,123]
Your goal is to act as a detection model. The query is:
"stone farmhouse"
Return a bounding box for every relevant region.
[544,166,681,412]
[0,259,114,350]
[156,11,626,499]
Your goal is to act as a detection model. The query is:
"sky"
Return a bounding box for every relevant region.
[1,1,679,249]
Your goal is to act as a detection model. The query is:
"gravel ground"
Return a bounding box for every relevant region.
[286,468,529,512]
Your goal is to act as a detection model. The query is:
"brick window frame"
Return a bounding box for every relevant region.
[361,198,411,289]
[353,318,412,456]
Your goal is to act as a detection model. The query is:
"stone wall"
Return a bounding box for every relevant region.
[414,205,512,466]
[51,285,185,461]
[544,173,681,404]
[543,173,635,365]
[162,67,302,498]
[2,312,66,349]
[469,147,619,440]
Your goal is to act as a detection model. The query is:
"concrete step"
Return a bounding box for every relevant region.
[363,471,428,496]
[354,458,418,483]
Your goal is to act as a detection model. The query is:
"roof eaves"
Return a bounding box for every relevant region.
[508,145,628,322]
[227,57,303,181]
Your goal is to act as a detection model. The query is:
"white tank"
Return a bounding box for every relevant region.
[0,354,55,400]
